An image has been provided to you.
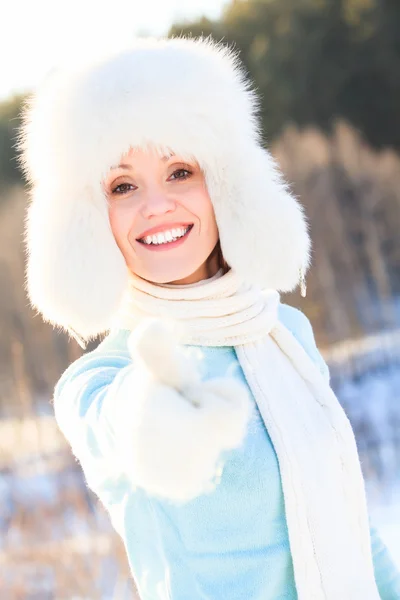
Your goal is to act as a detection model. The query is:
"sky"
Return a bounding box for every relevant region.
[2,0,229,102]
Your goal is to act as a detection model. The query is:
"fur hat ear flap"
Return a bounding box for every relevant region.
[207,144,312,292]
[24,184,128,342]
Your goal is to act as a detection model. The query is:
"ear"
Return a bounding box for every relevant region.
[207,145,312,292]
[25,184,128,340]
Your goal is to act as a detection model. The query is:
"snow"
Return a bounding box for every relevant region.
[326,331,400,568]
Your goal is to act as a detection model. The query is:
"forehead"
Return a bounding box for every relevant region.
[111,154,171,171]
[109,145,200,174]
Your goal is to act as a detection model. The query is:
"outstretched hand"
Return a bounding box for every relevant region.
[116,318,252,503]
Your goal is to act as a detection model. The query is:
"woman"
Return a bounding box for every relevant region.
[17,36,400,599]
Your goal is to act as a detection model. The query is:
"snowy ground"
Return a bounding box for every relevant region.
[327,333,400,569]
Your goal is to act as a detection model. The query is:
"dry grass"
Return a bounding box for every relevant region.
[274,120,400,346]
[0,413,138,599]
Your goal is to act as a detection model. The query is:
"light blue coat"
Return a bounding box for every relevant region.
[54,304,400,599]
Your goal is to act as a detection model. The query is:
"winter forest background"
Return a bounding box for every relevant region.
[1,0,400,597]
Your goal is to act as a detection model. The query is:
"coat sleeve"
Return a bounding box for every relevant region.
[52,332,135,491]
[368,520,400,599]
[53,326,251,504]
[285,306,400,598]
[54,347,132,460]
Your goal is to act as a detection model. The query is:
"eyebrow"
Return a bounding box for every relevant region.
[110,155,172,171]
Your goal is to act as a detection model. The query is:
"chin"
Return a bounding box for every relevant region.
[133,262,203,285]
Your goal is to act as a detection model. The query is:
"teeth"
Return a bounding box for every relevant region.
[140,226,191,245]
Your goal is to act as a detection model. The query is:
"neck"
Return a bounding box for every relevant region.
[118,266,280,347]
[166,242,221,286]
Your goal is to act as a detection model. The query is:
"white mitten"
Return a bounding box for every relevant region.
[115,318,252,503]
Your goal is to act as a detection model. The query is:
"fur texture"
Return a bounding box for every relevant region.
[16,35,311,340]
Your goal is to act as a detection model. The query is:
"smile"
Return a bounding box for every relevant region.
[137,224,194,251]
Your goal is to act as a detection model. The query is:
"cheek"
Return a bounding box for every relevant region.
[189,186,217,225]
[108,204,130,244]
[200,193,218,234]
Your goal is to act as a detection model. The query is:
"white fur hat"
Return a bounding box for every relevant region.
[17,35,311,342]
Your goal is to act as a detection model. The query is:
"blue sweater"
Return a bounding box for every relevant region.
[54,304,400,599]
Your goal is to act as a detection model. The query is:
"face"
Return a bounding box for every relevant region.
[102,147,220,285]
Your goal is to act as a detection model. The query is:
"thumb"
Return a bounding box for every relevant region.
[128,318,202,391]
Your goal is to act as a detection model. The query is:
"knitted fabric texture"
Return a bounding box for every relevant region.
[112,268,381,600]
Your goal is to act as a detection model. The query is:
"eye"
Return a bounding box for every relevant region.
[169,168,192,181]
[111,182,135,195]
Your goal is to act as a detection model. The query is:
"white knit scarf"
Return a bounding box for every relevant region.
[112,268,380,599]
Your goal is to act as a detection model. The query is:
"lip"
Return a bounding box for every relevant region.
[137,224,194,251]
[136,222,194,241]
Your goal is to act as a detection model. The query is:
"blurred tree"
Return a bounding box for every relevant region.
[340,0,400,148]
[169,0,400,150]
[0,94,24,195]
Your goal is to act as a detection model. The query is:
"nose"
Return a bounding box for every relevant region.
[140,190,177,219]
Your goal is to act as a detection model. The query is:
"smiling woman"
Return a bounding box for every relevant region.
[102,147,221,285]
[16,35,400,600]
